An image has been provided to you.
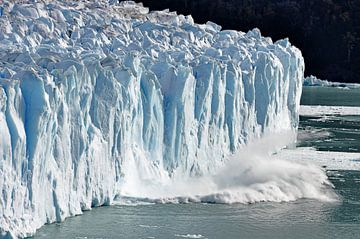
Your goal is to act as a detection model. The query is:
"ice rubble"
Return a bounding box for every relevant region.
[0,0,307,237]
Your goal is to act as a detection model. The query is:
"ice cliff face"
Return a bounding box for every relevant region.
[0,0,304,237]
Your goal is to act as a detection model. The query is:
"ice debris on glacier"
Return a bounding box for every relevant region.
[0,0,306,237]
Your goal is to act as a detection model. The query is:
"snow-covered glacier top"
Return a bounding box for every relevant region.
[0,0,314,238]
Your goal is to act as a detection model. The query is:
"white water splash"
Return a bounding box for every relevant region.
[117,132,338,204]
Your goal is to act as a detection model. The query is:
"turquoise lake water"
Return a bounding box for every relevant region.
[33,86,360,239]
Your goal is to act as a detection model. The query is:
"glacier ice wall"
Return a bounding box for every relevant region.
[0,0,305,237]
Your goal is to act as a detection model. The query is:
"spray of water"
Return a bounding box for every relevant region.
[117,131,338,204]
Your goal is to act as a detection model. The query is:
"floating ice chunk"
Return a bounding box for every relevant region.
[175,234,206,239]
[276,147,360,171]
[300,105,360,116]
[304,75,360,89]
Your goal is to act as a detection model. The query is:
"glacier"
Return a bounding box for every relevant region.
[304,75,360,89]
[0,0,334,238]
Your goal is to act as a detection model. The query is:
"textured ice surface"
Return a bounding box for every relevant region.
[304,75,360,89]
[0,0,306,237]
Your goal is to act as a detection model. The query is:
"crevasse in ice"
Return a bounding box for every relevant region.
[0,0,304,237]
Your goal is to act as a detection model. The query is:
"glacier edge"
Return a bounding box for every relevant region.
[0,0,312,237]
